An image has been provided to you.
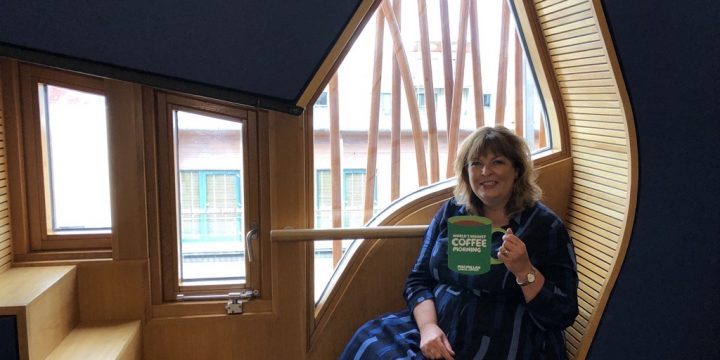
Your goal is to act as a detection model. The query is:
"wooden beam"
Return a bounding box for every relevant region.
[494,0,510,125]
[514,32,524,136]
[445,0,470,178]
[417,0,440,183]
[469,0,485,129]
[439,0,454,130]
[390,0,402,200]
[382,0,429,186]
[364,13,384,223]
[328,74,342,266]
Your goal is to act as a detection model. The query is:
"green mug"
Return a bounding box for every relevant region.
[447,215,505,275]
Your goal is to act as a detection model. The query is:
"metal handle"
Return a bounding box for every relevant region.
[245,226,258,262]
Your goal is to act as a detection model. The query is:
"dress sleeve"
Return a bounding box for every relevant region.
[525,218,579,330]
[403,201,448,312]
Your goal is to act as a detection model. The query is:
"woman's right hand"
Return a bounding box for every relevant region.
[418,323,455,360]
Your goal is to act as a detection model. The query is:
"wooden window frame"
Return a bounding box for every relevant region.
[149,90,270,307]
[7,63,112,257]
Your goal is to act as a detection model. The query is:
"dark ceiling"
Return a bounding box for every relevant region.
[0,0,365,114]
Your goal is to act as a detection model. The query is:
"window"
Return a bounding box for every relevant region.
[314,91,328,108]
[16,64,112,252]
[311,0,553,308]
[154,92,264,300]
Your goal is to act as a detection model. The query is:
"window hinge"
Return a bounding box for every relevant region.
[225,289,259,315]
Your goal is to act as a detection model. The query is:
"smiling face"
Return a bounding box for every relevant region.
[467,152,518,211]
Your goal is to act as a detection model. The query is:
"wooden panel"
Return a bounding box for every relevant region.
[77,260,148,323]
[0,266,78,360]
[529,3,638,359]
[0,76,10,275]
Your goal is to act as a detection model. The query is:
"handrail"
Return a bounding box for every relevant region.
[271,225,427,243]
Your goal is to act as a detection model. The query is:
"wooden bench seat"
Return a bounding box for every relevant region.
[46,320,141,360]
[0,265,77,360]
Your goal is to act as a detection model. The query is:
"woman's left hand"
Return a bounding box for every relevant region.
[497,228,533,277]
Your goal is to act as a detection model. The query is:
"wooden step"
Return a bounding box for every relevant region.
[46,320,142,360]
[0,265,77,360]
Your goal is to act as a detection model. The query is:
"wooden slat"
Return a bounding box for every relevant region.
[539,1,592,23]
[573,188,627,213]
[390,0,402,200]
[561,84,617,93]
[565,99,621,109]
[563,92,618,101]
[439,0,454,129]
[544,19,597,38]
[545,23,604,44]
[568,207,623,234]
[576,295,594,322]
[417,0,440,183]
[329,74,342,266]
[573,169,628,192]
[557,71,618,82]
[573,242,612,272]
[541,10,594,30]
[575,286,598,308]
[572,131,627,146]
[555,56,608,69]
[547,33,601,50]
[571,231,618,261]
[364,13,384,223]
[566,106,623,117]
[570,196,624,221]
[535,0,574,11]
[493,0,510,125]
[572,177,628,199]
[536,0,588,16]
[573,186,625,211]
[568,214,621,246]
[382,0,429,186]
[574,165,628,185]
[578,273,601,297]
[514,33,523,136]
[445,0,470,177]
[570,217,621,249]
[550,40,603,57]
[571,138,627,155]
[0,246,12,262]
[565,326,581,350]
[574,158,627,177]
[576,260,607,288]
[469,0,486,129]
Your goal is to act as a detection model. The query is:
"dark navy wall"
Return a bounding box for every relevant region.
[0,315,19,360]
[589,0,720,359]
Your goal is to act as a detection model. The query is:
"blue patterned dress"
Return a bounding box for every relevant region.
[340,199,578,360]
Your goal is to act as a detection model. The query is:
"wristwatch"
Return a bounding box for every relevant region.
[516,267,537,287]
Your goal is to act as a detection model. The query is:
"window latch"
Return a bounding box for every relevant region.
[225,289,257,315]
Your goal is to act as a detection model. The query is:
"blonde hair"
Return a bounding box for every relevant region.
[453,126,541,216]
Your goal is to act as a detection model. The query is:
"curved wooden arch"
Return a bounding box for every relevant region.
[301,1,637,359]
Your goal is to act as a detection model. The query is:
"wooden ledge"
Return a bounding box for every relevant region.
[0,265,76,307]
[46,320,142,360]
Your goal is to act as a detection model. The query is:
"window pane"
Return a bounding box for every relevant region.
[175,111,245,284]
[41,84,111,231]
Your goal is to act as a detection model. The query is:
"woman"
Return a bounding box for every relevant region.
[340,126,578,359]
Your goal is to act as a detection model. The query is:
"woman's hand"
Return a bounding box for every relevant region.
[418,323,455,360]
[497,228,533,277]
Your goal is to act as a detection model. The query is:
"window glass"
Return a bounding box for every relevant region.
[175,110,245,285]
[40,84,111,232]
[311,0,552,305]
